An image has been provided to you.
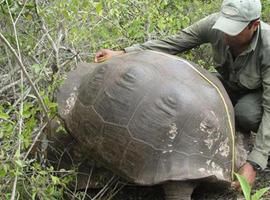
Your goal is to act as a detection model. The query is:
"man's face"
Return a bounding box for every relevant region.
[223,20,260,48]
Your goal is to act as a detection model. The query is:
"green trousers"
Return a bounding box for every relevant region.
[234,90,262,132]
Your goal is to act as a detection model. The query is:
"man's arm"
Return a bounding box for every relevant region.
[247,58,270,170]
[94,13,219,62]
[232,50,270,190]
[124,13,219,54]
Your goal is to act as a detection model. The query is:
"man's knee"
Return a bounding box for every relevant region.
[234,92,262,132]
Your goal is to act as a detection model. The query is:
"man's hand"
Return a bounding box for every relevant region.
[94,49,125,63]
[231,162,257,191]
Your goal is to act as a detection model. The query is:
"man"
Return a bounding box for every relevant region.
[94,0,270,190]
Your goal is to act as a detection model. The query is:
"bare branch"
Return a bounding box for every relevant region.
[14,0,30,25]
[34,0,60,68]
[82,166,94,200]
[11,66,24,200]
[0,79,20,94]
[23,122,48,161]
[5,0,21,59]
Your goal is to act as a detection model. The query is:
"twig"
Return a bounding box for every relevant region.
[107,181,125,200]
[40,21,60,66]
[11,70,23,200]
[4,38,17,96]
[7,87,31,115]
[0,79,20,94]
[0,66,20,82]
[5,0,21,59]
[23,122,48,161]
[82,166,94,200]
[34,0,61,68]
[59,53,79,68]
[92,176,116,200]
[14,0,29,25]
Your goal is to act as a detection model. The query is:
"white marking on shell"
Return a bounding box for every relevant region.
[219,137,230,157]
[200,120,208,132]
[200,160,225,180]
[62,87,77,115]
[200,122,217,135]
[206,160,211,165]
[204,138,214,149]
[200,111,221,150]
[167,123,178,140]
[210,162,224,180]
[199,168,206,173]
[200,111,220,135]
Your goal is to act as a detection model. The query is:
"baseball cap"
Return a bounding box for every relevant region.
[212,0,262,36]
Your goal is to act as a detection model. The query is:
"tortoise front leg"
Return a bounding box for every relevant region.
[163,181,196,200]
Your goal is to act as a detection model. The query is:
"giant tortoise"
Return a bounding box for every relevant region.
[57,50,240,200]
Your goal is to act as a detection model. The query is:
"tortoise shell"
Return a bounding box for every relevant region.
[57,50,235,185]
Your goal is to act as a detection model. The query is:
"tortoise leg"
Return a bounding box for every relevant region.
[163,181,196,200]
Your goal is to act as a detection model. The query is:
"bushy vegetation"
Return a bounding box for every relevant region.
[1,0,270,199]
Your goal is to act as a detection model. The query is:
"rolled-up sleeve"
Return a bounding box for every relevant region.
[248,50,270,169]
[124,13,219,54]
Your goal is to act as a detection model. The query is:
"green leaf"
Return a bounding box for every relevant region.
[0,167,7,177]
[51,175,60,185]
[31,192,37,200]
[0,112,9,120]
[252,187,270,200]
[25,14,33,21]
[14,148,20,159]
[15,159,24,168]
[235,173,251,200]
[23,110,32,118]
[96,2,103,16]
[27,94,37,99]
[48,102,58,109]
[31,64,41,74]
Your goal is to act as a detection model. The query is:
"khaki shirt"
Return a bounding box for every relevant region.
[124,13,270,169]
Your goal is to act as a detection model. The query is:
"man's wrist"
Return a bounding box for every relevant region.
[247,160,262,172]
[247,149,268,170]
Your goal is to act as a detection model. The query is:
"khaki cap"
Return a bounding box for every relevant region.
[212,0,261,36]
